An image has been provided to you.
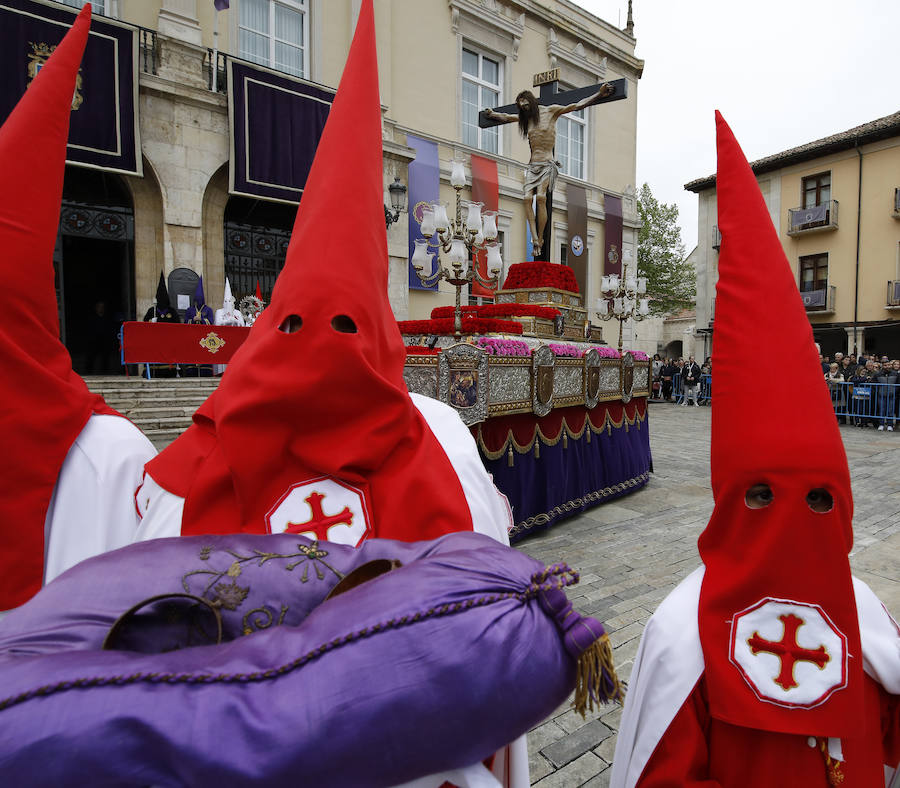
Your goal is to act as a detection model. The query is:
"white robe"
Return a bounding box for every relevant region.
[609,566,900,788]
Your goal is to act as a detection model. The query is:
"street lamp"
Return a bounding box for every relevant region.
[412,156,501,337]
[384,177,407,229]
[595,269,650,354]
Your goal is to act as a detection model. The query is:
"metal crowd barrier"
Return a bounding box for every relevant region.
[826,380,899,428]
[651,373,713,405]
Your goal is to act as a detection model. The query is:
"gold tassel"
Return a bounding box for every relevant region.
[817,739,844,786]
[573,633,623,718]
[534,440,540,459]
[586,428,591,444]
[606,422,611,437]
[563,432,568,449]
[507,445,514,468]
[626,422,629,432]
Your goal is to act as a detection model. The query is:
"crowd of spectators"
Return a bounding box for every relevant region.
[651,354,712,404]
[821,350,900,430]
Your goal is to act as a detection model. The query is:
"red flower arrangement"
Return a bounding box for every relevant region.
[398,316,524,336]
[404,346,441,356]
[503,262,579,293]
[430,304,561,320]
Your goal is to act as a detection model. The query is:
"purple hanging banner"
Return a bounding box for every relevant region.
[603,193,623,277]
[228,59,334,204]
[567,183,588,296]
[0,0,141,176]
[406,134,440,291]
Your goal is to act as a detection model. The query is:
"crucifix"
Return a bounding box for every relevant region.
[480,71,627,262]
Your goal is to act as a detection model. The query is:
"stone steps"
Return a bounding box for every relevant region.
[84,375,219,450]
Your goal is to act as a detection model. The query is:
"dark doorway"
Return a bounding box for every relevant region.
[224,196,296,302]
[56,166,134,375]
[60,236,130,374]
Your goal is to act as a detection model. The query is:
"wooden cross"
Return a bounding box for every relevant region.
[479,72,627,262]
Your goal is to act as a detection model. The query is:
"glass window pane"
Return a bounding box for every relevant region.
[820,185,830,204]
[240,30,270,65]
[482,56,499,86]
[241,0,269,33]
[462,49,478,77]
[482,125,498,154]
[481,87,498,112]
[275,4,302,44]
[275,42,303,76]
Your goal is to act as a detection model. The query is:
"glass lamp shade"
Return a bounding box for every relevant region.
[388,177,407,211]
[613,297,624,315]
[420,208,436,238]
[449,238,467,265]
[465,201,483,233]
[597,298,608,317]
[482,211,498,240]
[486,242,502,273]
[625,276,637,293]
[637,277,647,294]
[608,274,620,292]
[601,276,610,292]
[473,229,485,247]
[450,159,467,188]
[411,239,432,275]
[639,298,650,316]
[432,202,450,232]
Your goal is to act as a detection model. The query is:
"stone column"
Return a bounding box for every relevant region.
[158,0,202,47]
[845,325,865,356]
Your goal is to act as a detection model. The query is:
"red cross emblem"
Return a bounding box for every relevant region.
[266,477,372,546]
[747,613,830,691]
[284,491,353,540]
[729,598,847,708]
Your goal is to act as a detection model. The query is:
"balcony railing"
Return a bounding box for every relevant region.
[887,280,900,308]
[139,28,158,76]
[801,285,836,313]
[788,200,839,235]
[712,224,721,250]
[893,188,900,217]
[205,49,228,94]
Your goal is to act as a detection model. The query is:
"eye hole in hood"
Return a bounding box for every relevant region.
[331,314,357,334]
[744,483,773,509]
[278,314,303,334]
[806,488,834,513]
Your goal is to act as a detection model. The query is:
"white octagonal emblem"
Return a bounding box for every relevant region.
[265,476,372,547]
[729,597,848,709]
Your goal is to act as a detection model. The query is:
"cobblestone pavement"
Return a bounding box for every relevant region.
[515,401,900,786]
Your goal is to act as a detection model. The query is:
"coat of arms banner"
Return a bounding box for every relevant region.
[0,0,142,176]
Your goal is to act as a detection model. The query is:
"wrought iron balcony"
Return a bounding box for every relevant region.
[712,224,721,250]
[139,28,158,76]
[788,200,839,235]
[893,188,900,218]
[801,285,836,314]
[887,280,900,308]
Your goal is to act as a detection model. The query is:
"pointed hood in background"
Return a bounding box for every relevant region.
[0,5,116,610]
[147,0,475,543]
[697,112,863,737]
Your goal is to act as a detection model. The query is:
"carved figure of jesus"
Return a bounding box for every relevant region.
[483,83,613,256]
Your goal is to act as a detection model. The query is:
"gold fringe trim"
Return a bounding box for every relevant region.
[574,633,624,718]
[475,402,648,461]
[507,445,514,467]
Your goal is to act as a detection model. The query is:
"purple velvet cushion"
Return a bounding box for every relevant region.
[0,533,597,786]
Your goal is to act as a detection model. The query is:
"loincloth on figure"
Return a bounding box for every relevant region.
[523,159,560,196]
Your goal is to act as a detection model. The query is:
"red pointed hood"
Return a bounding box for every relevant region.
[0,5,115,610]
[697,112,863,736]
[147,0,474,544]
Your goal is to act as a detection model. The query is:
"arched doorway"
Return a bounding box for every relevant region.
[56,166,134,375]
[664,340,683,360]
[223,196,297,303]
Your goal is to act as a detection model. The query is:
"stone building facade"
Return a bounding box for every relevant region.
[20,0,643,369]
[686,112,900,360]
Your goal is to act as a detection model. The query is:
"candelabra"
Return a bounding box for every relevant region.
[411,157,502,337]
[595,270,650,355]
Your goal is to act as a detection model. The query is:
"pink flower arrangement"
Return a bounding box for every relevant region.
[596,347,621,359]
[547,343,584,358]
[475,337,532,357]
[630,350,649,361]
